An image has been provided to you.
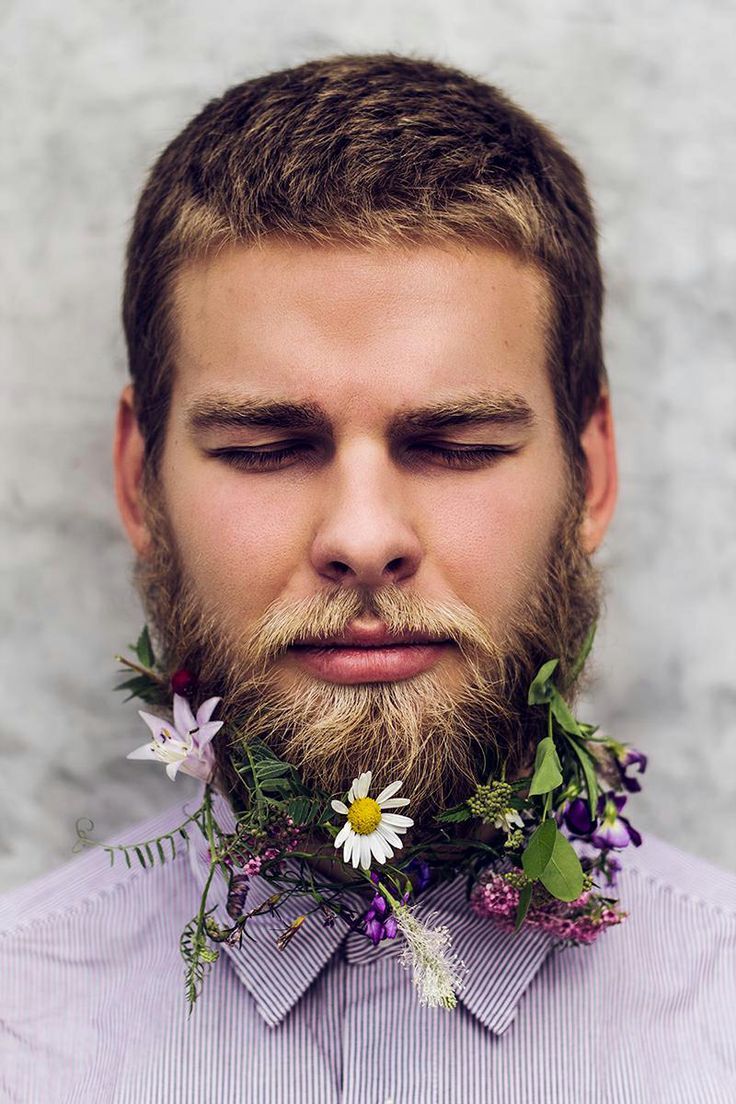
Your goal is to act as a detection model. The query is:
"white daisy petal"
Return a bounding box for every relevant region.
[381,813,414,828]
[379,797,411,809]
[359,837,372,870]
[368,832,386,865]
[377,823,404,849]
[351,836,362,869]
[380,838,395,860]
[356,771,372,799]
[334,822,352,849]
[376,780,404,804]
[331,800,349,815]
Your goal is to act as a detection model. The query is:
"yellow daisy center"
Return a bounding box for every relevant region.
[347,797,382,835]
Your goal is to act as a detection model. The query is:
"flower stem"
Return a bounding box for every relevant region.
[115,654,167,684]
[193,788,220,952]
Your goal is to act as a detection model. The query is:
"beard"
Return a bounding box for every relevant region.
[133,465,605,828]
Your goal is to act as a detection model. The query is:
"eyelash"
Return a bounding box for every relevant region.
[210,444,518,471]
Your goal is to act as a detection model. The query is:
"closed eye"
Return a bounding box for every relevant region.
[208,442,519,471]
[208,443,318,470]
[405,443,519,469]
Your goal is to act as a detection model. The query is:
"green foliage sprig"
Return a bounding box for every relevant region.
[74,617,639,1012]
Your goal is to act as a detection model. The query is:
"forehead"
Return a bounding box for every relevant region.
[169,239,554,423]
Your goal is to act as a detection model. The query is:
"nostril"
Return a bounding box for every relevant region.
[329,561,352,577]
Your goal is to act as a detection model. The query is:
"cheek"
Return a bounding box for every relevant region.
[424,463,565,618]
[164,468,311,620]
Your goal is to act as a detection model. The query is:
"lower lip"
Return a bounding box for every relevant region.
[289,642,453,683]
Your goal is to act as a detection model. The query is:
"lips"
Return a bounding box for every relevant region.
[286,622,455,683]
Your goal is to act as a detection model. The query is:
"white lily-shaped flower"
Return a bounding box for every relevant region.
[126,693,223,782]
[331,770,413,870]
[493,808,525,834]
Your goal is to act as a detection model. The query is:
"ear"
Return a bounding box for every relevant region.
[113,384,151,555]
[579,387,618,554]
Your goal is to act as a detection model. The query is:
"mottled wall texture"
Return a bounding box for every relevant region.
[2,1,735,890]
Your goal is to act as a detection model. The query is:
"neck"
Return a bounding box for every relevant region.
[295,818,511,895]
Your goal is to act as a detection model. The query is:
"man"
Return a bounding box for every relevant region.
[2,52,734,1103]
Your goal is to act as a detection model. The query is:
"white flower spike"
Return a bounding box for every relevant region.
[331,771,413,870]
[126,693,223,783]
[394,904,466,1009]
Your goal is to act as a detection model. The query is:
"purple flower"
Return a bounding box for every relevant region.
[405,857,433,893]
[562,796,596,838]
[601,852,623,888]
[363,892,399,945]
[591,793,642,849]
[615,746,648,792]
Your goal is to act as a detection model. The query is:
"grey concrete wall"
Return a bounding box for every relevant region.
[2,1,735,890]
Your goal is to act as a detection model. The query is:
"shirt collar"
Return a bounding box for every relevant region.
[188,784,557,1033]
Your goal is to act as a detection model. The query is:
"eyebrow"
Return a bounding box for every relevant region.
[186,390,537,439]
[390,392,537,436]
[187,397,331,435]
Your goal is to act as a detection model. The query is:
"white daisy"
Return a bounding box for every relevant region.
[331,771,414,870]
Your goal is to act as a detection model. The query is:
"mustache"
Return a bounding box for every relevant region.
[239,584,504,674]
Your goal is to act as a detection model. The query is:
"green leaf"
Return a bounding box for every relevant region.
[115,675,151,693]
[527,736,564,796]
[513,882,533,931]
[123,849,132,869]
[521,817,557,879]
[527,659,559,705]
[550,690,583,737]
[286,797,320,826]
[134,846,147,868]
[135,626,155,668]
[559,732,600,820]
[156,839,167,864]
[436,805,472,824]
[569,621,597,683]
[538,827,585,902]
[144,842,155,866]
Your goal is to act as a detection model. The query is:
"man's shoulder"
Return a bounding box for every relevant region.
[0,795,202,938]
[617,828,736,922]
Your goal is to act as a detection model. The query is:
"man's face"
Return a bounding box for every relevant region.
[121,239,608,818]
[163,239,568,654]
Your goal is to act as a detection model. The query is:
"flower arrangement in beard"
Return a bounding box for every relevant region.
[72,620,645,1014]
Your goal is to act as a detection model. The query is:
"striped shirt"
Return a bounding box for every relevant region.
[2,782,735,1103]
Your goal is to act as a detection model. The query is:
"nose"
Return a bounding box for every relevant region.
[309,441,422,588]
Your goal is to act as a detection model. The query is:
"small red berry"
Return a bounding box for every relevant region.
[171,669,195,695]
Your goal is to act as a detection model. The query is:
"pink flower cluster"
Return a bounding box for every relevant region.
[470,869,626,945]
[233,815,301,871]
[201,815,302,873]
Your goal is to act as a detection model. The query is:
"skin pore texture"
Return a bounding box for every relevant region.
[114,239,618,859]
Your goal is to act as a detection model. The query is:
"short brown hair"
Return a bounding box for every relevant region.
[123,51,606,487]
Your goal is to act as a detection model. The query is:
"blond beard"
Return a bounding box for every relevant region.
[134,467,604,827]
